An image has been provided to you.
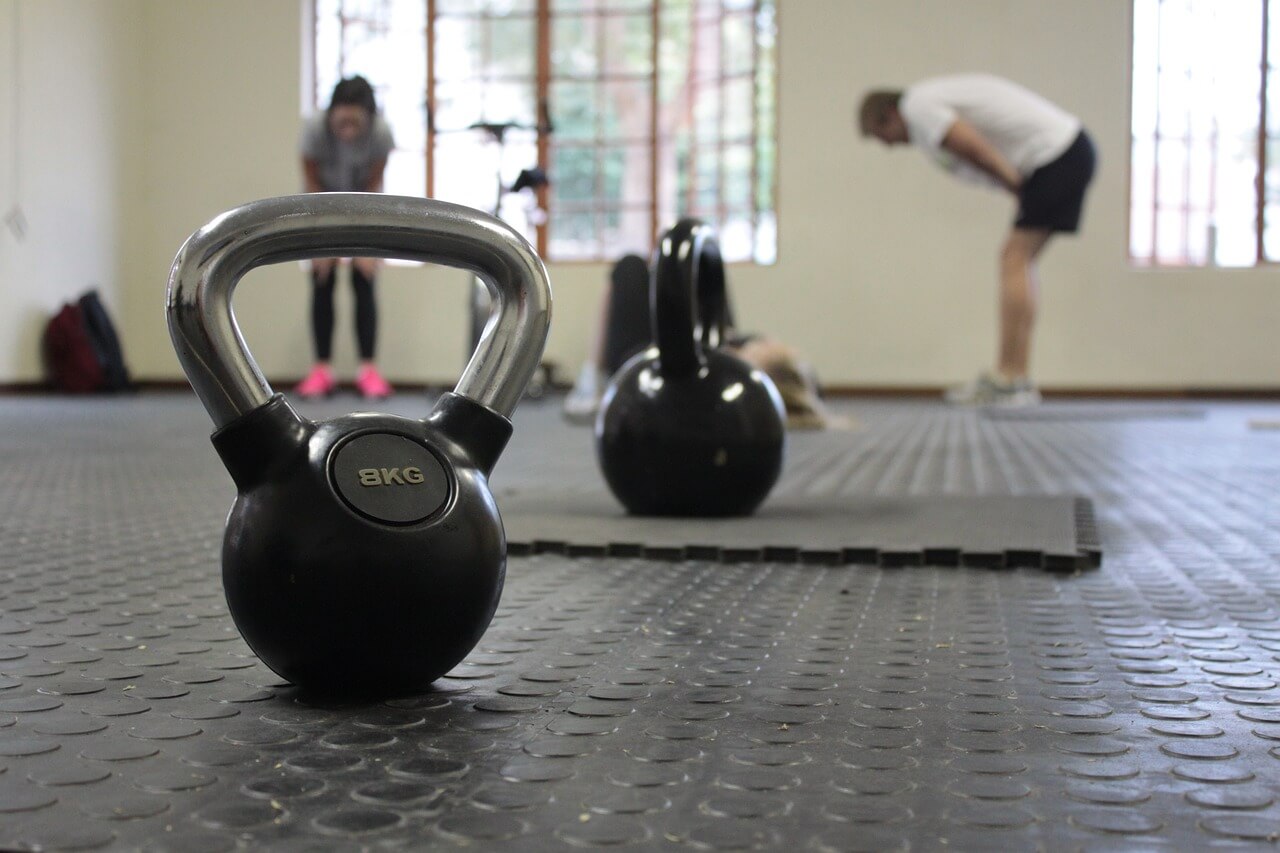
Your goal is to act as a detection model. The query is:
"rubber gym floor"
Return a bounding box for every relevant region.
[0,392,1278,851]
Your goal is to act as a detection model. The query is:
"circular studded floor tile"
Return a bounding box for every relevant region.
[27,761,112,787]
[1052,738,1131,757]
[947,754,1027,775]
[387,755,469,780]
[78,699,151,718]
[0,695,63,713]
[607,762,689,788]
[352,780,444,808]
[1239,707,1280,723]
[313,807,405,836]
[1172,763,1256,783]
[169,706,239,721]
[79,794,170,820]
[0,736,60,757]
[680,821,778,850]
[1058,759,1140,781]
[946,803,1037,829]
[79,741,159,762]
[195,801,285,830]
[546,716,620,736]
[435,814,526,842]
[525,737,598,758]
[1159,741,1238,760]
[471,783,552,811]
[554,815,650,847]
[700,792,791,819]
[126,719,204,740]
[282,751,364,774]
[0,780,58,812]
[740,724,818,745]
[133,769,217,793]
[139,831,236,853]
[1199,815,1280,841]
[11,826,117,851]
[831,781,923,815]
[1065,782,1152,806]
[1186,786,1275,809]
[583,788,672,816]
[179,743,256,768]
[474,695,547,713]
[241,775,325,800]
[946,777,1031,800]
[715,768,799,792]
[809,827,910,853]
[31,715,110,736]
[1069,809,1163,835]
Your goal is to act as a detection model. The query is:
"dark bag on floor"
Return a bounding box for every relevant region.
[78,290,131,391]
[42,290,131,393]
[43,302,105,393]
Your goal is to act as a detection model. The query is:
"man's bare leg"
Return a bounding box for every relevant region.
[997,227,1052,382]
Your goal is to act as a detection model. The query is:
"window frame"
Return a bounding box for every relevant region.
[1129,0,1276,268]
[309,0,778,265]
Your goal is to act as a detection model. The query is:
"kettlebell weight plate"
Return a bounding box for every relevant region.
[329,432,452,525]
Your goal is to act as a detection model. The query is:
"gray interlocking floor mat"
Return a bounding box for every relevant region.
[1,393,1278,851]
[500,493,1098,569]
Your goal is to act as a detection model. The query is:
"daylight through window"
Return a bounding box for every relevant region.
[310,0,777,264]
[1131,0,1278,266]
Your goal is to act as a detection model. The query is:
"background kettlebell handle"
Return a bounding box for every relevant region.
[166,193,552,427]
[651,218,729,379]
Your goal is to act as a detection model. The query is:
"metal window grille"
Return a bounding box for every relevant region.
[1131,0,1275,267]
[312,0,777,264]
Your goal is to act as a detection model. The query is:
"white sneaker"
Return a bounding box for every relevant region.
[563,362,604,425]
[945,372,1041,407]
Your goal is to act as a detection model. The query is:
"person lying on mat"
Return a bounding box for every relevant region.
[858,73,1096,407]
[563,254,843,430]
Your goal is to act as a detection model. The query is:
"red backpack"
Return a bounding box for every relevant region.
[43,302,106,393]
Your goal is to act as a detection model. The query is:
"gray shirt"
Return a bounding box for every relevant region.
[299,113,395,192]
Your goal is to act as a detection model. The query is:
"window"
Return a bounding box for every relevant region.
[1130,0,1277,266]
[309,0,777,263]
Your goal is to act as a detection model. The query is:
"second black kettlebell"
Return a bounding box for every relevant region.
[595,219,785,516]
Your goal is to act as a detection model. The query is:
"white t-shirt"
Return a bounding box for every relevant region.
[900,74,1080,183]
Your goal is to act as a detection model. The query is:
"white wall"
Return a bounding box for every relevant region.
[10,0,1280,389]
[0,0,141,382]
[757,0,1280,389]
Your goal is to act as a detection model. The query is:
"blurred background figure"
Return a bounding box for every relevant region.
[860,74,1096,407]
[296,75,396,400]
[564,254,842,430]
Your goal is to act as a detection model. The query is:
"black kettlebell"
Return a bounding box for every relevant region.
[595,219,785,516]
[166,193,551,696]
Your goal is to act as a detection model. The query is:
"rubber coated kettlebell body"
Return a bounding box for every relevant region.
[167,194,551,696]
[215,396,508,694]
[596,220,785,516]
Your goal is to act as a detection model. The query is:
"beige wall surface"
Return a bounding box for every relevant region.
[0,0,141,382]
[5,0,1279,388]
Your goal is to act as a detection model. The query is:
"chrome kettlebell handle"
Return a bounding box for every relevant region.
[166,193,552,427]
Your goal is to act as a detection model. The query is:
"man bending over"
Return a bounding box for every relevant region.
[859,74,1096,406]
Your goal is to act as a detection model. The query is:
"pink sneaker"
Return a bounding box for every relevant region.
[356,365,393,399]
[295,364,336,399]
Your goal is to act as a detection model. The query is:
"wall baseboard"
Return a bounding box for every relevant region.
[3,380,1278,400]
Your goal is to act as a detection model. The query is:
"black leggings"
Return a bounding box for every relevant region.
[311,265,377,361]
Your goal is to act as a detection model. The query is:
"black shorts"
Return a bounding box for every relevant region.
[1015,130,1096,233]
